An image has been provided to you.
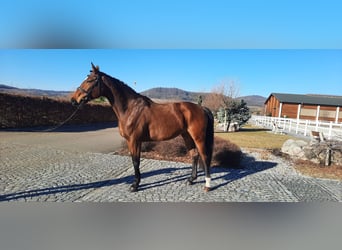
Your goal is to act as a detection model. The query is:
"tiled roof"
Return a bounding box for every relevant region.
[266,93,342,106]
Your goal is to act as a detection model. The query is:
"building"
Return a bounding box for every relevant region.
[264,93,342,123]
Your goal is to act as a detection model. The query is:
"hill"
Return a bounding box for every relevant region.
[0,84,266,107]
[237,95,266,107]
[140,87,204,102]
[0,84,18,90]
[0,84,71,99]
[141,87,266,107]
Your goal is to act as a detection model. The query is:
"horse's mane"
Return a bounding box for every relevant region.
[102,72,152,104]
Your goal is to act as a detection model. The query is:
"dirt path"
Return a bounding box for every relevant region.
[0,123,123,154]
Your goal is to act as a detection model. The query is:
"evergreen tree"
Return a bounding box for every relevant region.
[221,99,251,132]
[235,99,251,126]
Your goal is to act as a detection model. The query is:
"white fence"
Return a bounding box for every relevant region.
[251,115,342,141]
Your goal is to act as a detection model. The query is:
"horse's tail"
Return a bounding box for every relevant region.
[203,107,214,166]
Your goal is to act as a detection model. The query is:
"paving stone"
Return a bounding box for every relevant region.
[0,142,341,202]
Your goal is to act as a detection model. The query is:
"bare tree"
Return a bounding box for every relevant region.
[224,79,240,100]
[203,80,240,112]
[204,80,248,132]
[202,91,224,112]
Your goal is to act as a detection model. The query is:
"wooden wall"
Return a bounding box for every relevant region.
[299,104,317,120]
[320,106,339,122]
[265,94,342,123]
[281,103,298,118]
[264,95,280,117]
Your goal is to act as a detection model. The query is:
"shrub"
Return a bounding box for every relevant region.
[119,135,243,169]
[152,136,188,157]
[212,137,242,168]
[141,141,157,152]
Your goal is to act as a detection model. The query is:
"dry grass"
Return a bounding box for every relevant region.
[216,125,342,181]
[293,160,342,180]
[215,126,296,149]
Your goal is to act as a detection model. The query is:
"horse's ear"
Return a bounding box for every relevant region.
[91,62,100,73]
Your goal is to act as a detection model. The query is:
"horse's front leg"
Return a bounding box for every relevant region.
[130,155,141,192]
[128,140,142,192]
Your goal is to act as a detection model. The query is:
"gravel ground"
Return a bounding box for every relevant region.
[1,141,341,202]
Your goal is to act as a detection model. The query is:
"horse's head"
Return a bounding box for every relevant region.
[71,63,103,106]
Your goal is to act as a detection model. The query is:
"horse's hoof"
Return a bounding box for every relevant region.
[129,185,138,192]
[187,179,194,185]
[203,186,211,192]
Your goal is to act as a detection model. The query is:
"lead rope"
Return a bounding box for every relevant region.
[32,75,101,132]
[41,103,84,132]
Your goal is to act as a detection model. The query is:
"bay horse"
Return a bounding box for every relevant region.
[71,63,214,192]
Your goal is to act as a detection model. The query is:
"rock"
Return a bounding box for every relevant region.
[281,139,308,159]
[282,138,342,166]
[330,142,342,166]
[306,141,342,166]
[303,143,326,164]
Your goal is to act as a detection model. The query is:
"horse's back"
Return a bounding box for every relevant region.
[178,102,209,124]
[146,102,187,140]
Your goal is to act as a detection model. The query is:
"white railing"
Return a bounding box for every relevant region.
[251,115,342,141]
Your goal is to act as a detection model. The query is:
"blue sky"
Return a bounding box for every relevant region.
[1,0,341,48]
[0,1,341,97]
[1,49,341,97]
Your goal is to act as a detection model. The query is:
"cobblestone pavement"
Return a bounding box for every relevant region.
[1,142,341,202]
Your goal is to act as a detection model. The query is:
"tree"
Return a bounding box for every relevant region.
[233,99,251,127]
[202,88,225,113]
[218,99,251,132]
[203,80,239,113]
[204,80,251,132]
[197,95,203,106]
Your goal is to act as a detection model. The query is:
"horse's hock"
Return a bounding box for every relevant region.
[281,138,342,166]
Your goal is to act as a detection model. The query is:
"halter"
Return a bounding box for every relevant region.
[77,74,102,102]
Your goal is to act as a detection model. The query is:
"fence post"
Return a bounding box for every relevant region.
[315,120,319,131]
[304,120,309,136]
[251,115,341,141]
[328,121,333,140]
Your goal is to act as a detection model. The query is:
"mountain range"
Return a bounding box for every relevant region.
[0,84,266,107]
[0,84,71,98]
[141,87,266,106]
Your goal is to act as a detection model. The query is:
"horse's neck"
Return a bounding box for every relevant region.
[103,76,141,119]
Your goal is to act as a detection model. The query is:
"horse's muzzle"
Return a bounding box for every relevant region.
[71,96,89,107]
[71,98,79,107]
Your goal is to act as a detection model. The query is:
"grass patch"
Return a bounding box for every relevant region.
[293,160,342,180]
[216,125,342,180]
[215,126,297,149]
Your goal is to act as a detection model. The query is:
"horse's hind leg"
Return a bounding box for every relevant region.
[188,149,199,185]
[195,141,212,192]
[203,158,211,192]
[181,133,198,185]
